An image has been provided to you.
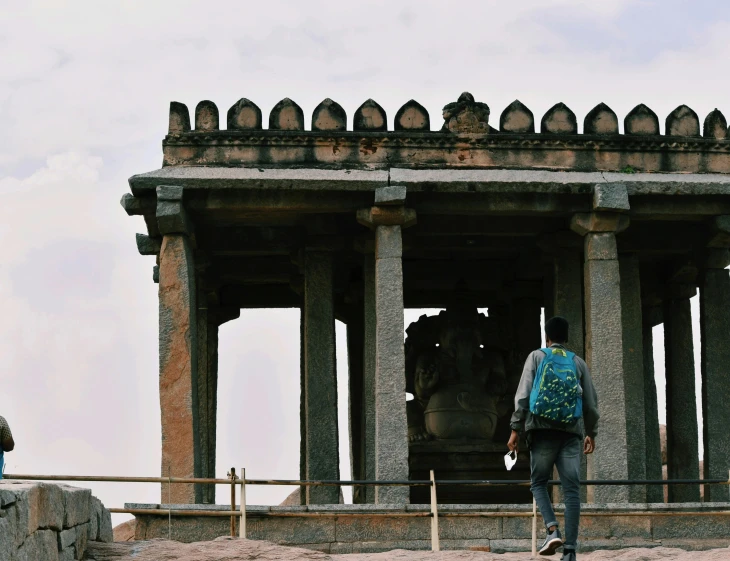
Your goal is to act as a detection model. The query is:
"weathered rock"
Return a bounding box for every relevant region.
[394,100,429,131]
[703,109,727,140]
[269,98,304,131]
[584,103,619,135]
[168,102,191,134]
[60,484,91,528]
[195,101,219,131]
[113,519,136,542]
[625,104,659,135]
[499,100,534,133]
[540,102,577,134]
[441,92,490,133]
[227,98,262,130]
[353,99,387,131]
[666,105,700,137]
[83,538,730,561]
[16,529,59,561]
[312,99,347,132]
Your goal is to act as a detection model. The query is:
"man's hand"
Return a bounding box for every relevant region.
[507,430,519,454]
[583,436,595,455]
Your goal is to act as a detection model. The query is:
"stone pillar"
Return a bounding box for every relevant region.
[362,256,377,503]
[618,255,647,502]
[642,308,664,503]
[571,184,631,503]
[299,304,307,505]
[663,288,700,503]
[303,250,340,504]
[358,194,415,504]
[156,185,199,504]
[197,299,240,504]
[346,301,365,504]
[512,298,542,368]
[700,248,730,502]
[552,249,587,501]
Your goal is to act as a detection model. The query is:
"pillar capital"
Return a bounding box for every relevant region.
[593,183,630,212]
[570,212,629,237]
[357,206,416,229]
[156,185,192,236]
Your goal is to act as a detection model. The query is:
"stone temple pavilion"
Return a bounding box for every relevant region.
[122,93,730,543]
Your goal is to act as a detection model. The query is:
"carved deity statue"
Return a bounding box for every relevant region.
[404,283,509,443]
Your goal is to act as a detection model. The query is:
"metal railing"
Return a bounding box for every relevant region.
[5,471,730,555]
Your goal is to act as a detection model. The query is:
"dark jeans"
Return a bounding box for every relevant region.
[530,430,581,548]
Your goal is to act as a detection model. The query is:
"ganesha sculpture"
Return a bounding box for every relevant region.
[405,285,510,443]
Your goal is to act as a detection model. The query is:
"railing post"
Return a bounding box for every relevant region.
[228,467,237,537]
[239,467,247,539]
[531,497,537,557]
[429,470,440,552]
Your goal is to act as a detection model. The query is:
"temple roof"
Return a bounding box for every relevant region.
[157,92,730,174]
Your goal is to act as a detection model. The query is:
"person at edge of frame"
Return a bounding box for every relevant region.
[507,316,599,561]
[0,415,15,480]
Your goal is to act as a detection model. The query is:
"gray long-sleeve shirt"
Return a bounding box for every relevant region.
[510,344,599,438]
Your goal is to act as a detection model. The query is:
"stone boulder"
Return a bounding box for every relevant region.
[0,481,112,561]
[112,519,136,542]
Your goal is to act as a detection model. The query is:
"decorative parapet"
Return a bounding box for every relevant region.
[161,92,730,173]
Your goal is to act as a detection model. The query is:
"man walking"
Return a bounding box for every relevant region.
[507,316,599,560]
[0,415,15,480]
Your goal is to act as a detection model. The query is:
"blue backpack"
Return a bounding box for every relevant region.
[529,347,583,425]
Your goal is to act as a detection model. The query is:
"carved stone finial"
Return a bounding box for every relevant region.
[269,98,304,131]
[395,100,430,131]
[227,98,262,130]
[500,100,534,133]
[354,99,387,131]
[703,109,727,140]
[169,102,191,134]
[666,105,700,137]
[584,103,619,135]
[195,101,219,131]
[625,104,660,135]
[441,92,490,133]
[541,103,577,134]
[312,98,347,131]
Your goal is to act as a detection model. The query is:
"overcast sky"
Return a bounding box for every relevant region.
[1,0,727,525]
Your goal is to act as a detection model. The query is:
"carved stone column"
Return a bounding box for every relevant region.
[700,222,730,502]
[642,305,664,503]
[571,183,631,502]
[663,283,700,503]
[362,255,377,503]
[358,188,416,504]
[618,254,647,502]
[156,185,199,504]
[196,295,240,504]
[303,249,340,504]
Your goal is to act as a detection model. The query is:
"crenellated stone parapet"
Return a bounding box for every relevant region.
[161,92,730,172]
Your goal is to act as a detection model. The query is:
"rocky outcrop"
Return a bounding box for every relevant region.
[86,538,730,561]
[0,481,112,560]
[112,519,136,542]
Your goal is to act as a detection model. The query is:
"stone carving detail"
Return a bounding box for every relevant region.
[584,103,619,135]
[625,104,660,135]
[227,98,262,130]
[169,102,191,134]
[500,100,534,133]
[395,99,430,131]
[441,92,491,133]
[195,101,219,131]
[354,99,387,131]
[404,283,508,442]
[312,98,347,131]
[666,105,700,137]
[269,98,304,130]
[541,102,577,134]
[703,109,727,140]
